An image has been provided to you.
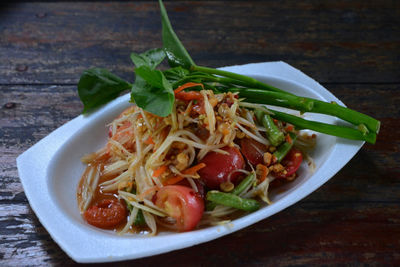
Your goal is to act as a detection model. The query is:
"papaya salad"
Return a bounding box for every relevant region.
[77,85,317,233]
[76,0,380,234]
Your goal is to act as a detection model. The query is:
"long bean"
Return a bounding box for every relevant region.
[231,173,255,195]
[206,191,260,212]
[207,173,255,211]
[254,109,285,146]
[274,132,298,162]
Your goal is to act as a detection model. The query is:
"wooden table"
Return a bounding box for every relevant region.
[1,1,399,265]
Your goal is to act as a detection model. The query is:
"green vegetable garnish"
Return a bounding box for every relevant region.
[78,68,132,113]
[206,191,260,212]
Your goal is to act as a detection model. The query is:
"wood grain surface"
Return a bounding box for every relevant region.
[1,1,399,266]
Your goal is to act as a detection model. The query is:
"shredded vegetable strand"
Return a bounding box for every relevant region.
[119,207,139,235]
[119,194,166,217]
[236,123,269,145]
[118,190,167,214]
[143,211,157,236]
[202,90,216,134]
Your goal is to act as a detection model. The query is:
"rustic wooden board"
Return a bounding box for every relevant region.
[0,1,399,84]
[1,0,399,265]
[1,201,399,266]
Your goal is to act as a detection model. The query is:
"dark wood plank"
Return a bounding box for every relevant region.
[0,1,399,84]
[1,201,399,266]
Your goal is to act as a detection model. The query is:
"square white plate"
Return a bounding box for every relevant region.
[17,62,363,263]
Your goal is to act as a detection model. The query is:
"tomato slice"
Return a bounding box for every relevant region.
[198,146,245,189]
[84,199,127,229]
[176,179,205,199]
[154,185,204,232]
[275,148,303,178]
[240,138,268,166]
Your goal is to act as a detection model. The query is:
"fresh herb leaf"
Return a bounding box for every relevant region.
[130,48,166,69]
[135,65,173,91]
[163,66,190,83]
[159,0,195,69]
[131,66,174,117]
[78,68,132,113]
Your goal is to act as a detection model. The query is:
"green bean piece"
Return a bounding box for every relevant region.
[231,173,255,195]
[274,132,298,162]
[254,109,285,146]
[207,173,256,211]
[206,191,260,212]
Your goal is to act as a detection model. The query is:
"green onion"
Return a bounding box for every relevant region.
[268,108,377,144]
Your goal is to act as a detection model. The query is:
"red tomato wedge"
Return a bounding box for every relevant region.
[84,199,127,229]
[240,138,268,166]
[176,179,205,199]
[276,148,303,178]
[198,146,245,189]
[154,185,204,232]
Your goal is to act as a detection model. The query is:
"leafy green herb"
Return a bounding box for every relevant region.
[163,66,190,83]
[159,0,195,68]
[130,48,166,69]
[131,66,174,117]
[78,68,132,113]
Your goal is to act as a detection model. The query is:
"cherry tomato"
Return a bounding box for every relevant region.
[240,138,268,166]
[84,199,127,229]
[276,148,303,178]
[154,185,204,232]
[176,179,205,199]
[198,146,245,189]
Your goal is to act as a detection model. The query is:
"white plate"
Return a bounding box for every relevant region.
[17,62,364,263]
